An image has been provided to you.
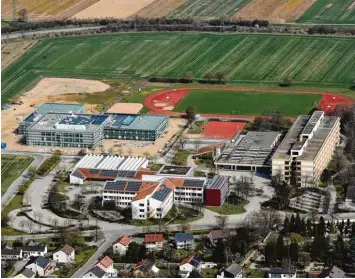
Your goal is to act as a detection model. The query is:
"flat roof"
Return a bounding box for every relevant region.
[106,114,168,131]
[158,165,192,175]
[36,103,84,114]
[216,131,281,166]
[28,113,108,132]
[273,113,338,161]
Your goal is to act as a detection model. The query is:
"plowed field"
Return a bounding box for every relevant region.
[132,0,186,19]
[233,0,316,23]
[1,0,98,20]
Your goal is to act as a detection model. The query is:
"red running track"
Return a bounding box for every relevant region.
[144,87,354,120]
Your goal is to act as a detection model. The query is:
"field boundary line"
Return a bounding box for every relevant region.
[108,40,150,71]
[207,37,248,74]
[1,71,31,96]
[302,41,341,81]
[229,38,271,78]
[252,39,294,79]
[2,42,51,85]
[135,38,182,76]
[76,40,118,69]
[276,40,318,80]
[46,43,85,68]
[177,38,223,77]
[160,37,209,75]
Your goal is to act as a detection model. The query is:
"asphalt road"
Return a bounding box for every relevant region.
[1,153,45,208]
[1,26,102,40]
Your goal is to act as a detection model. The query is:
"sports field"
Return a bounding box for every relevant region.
[173,89,322,116]
[2,33,355,103]
[298,0,355,24]
[169,0,251,19]
[1,155,33,196]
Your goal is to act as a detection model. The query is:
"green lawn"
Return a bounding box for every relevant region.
[188,120,207,134]
[244,267,265,278]
[169,0,251,20]
[1,155,33,196]
[206,200,248,215]
[174,89,321,116]
[172,150,192,166]
[3,33,355,103]
[298,0,355,24]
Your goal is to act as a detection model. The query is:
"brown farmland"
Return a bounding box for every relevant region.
[232,0,317,23]
[131,0,186,18]
[1,0,99,20]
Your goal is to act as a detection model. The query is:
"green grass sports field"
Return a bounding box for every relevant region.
[169,0,250,20]
[1,155,33,196]
[298,0,355,24]
[2,33,355,103]
[173,89,322,116]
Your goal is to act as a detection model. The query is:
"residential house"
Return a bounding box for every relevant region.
[2,242,13,249]
[144,234,164,251]
[52,244,75,263]
[217,263,243,278]
[22,245,47,259]
[133,259,159,277]
[179,255,201,278]
[319,266,346,278]
[83,266,107,278]
[268,267,296,278]
[208,230,230,244]
[94,256,117,277]
[112,235,131,255]
[14,268,35,278]
[1,248,23,260]
[175,232,194,250]
[25,256,54,277]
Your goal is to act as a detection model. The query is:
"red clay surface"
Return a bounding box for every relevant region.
[201,121,246,139]
[145,87,354,120]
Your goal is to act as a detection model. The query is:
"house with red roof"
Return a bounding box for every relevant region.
[94,256,117,277]
[112,236,131,255]
[144,234,165,251]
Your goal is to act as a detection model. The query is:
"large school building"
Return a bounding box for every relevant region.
[272,111,340,187]
[20,103,168,148]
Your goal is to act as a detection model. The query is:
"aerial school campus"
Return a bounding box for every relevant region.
[1,0,355,278]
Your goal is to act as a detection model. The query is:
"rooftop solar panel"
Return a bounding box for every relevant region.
[126,181,142,191]
[183,180,204,187]
[101,170,118,177]
[152,186,171,201]
[89,169,100,174]
[105,180,126,190]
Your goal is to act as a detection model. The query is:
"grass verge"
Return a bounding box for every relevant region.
[206,200,248,215]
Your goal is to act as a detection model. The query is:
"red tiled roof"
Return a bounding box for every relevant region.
[135,168,156,180]
[97,256,113,268]
[78,168,117,180]
[132,183,159,201]
[61,244,74,255]
[180,256,193,266]
[144,234,164,243]
[165,178,202,188]
[112,235,131,247]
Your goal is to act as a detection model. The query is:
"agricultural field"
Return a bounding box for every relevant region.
[72,0,155,20]
[173,89,321,116]
[1,0,98,20]
[2,33,355,103]
[169,0,251,19]
[297,0,355,24]
[132,0,186,19]
[1,155,33,196]
[233,0,316,22]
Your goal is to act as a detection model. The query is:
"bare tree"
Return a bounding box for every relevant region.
[51,217,59,228]
[143,151,152,160]
[26,220,34,234]
[8,214,16,228]
[193,143,200,154]
[215,215,229,231]
[23,194,30,207]
[282,258,295,274]
[18,219,26,232]
[178,136,187,149]
[244,210,282,238]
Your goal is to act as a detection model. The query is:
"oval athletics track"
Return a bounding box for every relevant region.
[143,87,354,120]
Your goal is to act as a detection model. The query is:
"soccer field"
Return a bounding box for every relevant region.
[173,89,322,116]
[1,155,33,196]
[298,0,355,24]
[2,33,355,103]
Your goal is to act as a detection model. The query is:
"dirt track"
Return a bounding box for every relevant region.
[232,0,316,23]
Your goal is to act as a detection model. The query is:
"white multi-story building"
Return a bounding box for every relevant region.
[102,176,207,219]
[272,111,340,187]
